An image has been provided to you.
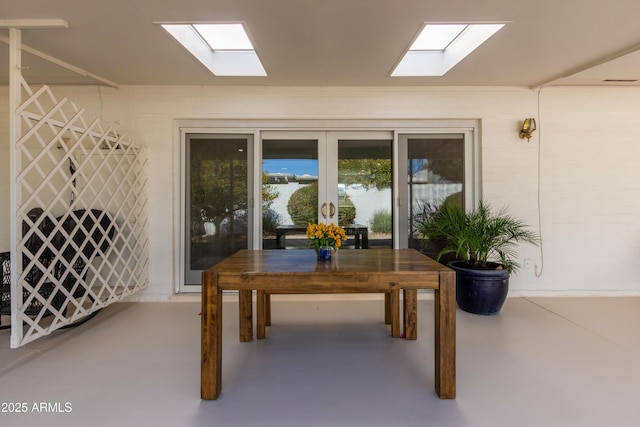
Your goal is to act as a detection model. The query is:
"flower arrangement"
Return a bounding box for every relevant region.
[306,222,347,251]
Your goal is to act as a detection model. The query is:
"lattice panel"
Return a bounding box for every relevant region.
[10,75,149,347]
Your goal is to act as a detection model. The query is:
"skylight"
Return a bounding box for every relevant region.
[411,24,468,50]
[391,23,505,77]
[193,24,253,50]
[160,23,267,76]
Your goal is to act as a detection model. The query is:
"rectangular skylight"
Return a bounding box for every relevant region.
[391,23,505,77]
[160,22,267,76]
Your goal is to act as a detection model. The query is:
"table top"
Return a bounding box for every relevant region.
[205,248,450,275]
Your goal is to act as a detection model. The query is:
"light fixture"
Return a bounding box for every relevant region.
[519,118,536,141]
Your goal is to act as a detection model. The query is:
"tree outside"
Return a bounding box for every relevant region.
[338,159,391,190]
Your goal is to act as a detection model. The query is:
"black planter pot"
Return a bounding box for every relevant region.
[420,238,458,265]
[447,260,511,315]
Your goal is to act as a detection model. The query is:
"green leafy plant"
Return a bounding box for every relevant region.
[287,184,318,225]
[262,172,279,209]
[415,199,539,273]
[287,184,358,226]
[338,195,356,226]
[369,209,392,233]
[338,159,392,190]
[191,158,247,236]
[262,208,282,233]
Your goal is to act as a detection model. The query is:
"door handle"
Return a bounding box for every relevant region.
[330,202,336,218]
[321,203,327,219]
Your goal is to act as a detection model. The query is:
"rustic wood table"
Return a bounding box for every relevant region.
[201,248,456,400]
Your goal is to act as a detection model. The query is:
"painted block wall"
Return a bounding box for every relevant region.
[1,85,639,299]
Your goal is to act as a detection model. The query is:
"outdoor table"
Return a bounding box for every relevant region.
[201,248,456,399]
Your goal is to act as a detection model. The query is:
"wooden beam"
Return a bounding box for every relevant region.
[0,19,68,29]
[0,34,119,88]
[9,28,22,349]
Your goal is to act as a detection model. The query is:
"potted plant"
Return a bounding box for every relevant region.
[415,199,539,315]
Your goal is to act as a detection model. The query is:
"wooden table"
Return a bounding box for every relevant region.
[201,248,456,400]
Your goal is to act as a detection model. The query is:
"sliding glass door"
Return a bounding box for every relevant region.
[397,133,474,250]
[183,133,254,287]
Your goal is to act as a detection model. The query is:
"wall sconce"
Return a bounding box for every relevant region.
[519,118,537,141]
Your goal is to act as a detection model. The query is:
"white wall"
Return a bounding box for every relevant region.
[2,85,640,299]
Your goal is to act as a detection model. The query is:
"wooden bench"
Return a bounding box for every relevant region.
[276,224,369,249]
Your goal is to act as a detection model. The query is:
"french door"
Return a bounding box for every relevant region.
[260,131,393,250]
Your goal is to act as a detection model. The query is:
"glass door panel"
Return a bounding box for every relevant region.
[336,137,393,249]
[184,134,251,286]
[261,137,319,249]
[402,134,465,250]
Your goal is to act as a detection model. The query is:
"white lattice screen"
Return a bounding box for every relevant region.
[10,74,149,348]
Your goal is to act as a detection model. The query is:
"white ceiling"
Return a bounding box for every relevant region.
[2,0,640,88]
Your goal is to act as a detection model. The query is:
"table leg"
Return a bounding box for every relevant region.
[239,290,253,342]
[265,293,272,326]
[391,287,400,338]
[384,293,391,325]
[257,290,266,339]
[403,289,417,340]
[434,270,456,399]
[201,270,222,400]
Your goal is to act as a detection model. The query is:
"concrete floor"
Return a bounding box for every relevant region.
[1,296,639,427]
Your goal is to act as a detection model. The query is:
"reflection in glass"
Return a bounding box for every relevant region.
[407,135,464,249]
[338,139,392,248]
[188,137,248,277]
[262,139,318,249]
